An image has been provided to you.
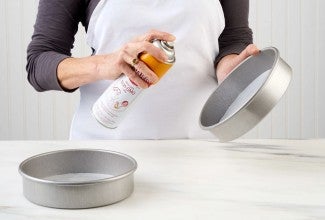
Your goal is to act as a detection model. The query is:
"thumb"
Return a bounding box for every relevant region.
[237,44,260,61]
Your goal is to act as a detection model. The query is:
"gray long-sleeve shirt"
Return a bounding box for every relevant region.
[26,0,253,92]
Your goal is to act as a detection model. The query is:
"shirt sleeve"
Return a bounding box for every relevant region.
[215,0,253,66]
[26,0,86,92]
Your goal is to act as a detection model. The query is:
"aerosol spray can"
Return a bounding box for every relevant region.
[92,39,176,128]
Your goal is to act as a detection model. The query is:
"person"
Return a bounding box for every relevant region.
[26,0,259,140]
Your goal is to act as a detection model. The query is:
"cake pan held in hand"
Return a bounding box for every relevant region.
[200,47,292,142]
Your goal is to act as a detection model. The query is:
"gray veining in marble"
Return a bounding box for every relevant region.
[0,139,325,220]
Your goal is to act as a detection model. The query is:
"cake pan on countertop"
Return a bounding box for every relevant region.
[19,149,137,209]
[200,47,292,142]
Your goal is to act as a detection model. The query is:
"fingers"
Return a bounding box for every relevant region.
[125,41,168,63]
[120,63,148,89]
[216,44,260,84]
[246,44,260,56]
[120,51,159,89]
[133,29,176,43]
[133,60,159,84]
[238,44,260,61]
[113,30,175,89]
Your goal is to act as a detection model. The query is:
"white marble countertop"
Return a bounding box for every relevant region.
[0,139,325,219]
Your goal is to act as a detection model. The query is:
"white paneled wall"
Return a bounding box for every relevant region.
[247,0,325,139]
[0,0,324,140]
[0,0,86,140]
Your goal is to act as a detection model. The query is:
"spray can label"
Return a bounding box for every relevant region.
[92,76,141,128]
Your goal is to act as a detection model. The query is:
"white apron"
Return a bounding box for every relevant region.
[70,0,225,139]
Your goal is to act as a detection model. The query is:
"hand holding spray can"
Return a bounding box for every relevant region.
[92,39,176,128]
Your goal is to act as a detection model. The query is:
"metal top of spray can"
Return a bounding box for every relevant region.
[152,39,176,64]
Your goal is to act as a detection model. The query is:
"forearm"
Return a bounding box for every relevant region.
[57,54,117,90]
[216,0,253,66]
[26,0,88,92]
[57,56,97,90]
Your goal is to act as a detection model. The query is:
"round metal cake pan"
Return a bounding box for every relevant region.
[200,47,292,142]
[19,149,137,209]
